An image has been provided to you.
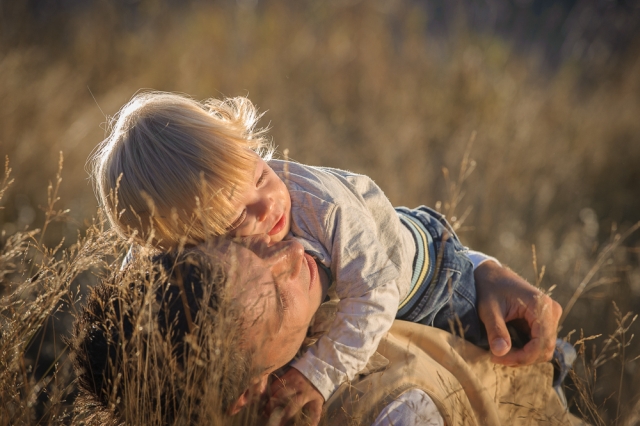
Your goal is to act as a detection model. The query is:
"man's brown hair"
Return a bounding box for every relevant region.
[70,249,255,425]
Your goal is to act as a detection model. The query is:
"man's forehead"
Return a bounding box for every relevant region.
[238,282,284,363]
[203,240,284,329]
[212,238,268,261]
[217,243,266,284]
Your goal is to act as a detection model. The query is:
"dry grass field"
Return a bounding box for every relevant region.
[1,1,639,424]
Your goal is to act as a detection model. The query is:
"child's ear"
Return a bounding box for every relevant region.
[227,374,270,415]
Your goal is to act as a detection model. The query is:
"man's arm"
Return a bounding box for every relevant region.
[474,260,562,365]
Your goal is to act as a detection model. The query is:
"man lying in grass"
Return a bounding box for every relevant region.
[90,91,569,425]
[71,237,581,425]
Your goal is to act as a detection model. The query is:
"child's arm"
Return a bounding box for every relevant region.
[266,282,399,425]
[268,166,405,420]
[283,191,403,401]
[291,281,400,399]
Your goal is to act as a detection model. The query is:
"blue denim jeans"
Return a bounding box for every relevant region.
[396,207,574,390]
[395,206,488,349]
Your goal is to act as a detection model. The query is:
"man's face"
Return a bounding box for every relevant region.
[220,237,324,373]
[226,155,292,244]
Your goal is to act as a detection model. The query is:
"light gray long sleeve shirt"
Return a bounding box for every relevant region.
[270,160,416,400]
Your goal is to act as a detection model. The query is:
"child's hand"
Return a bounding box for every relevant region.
[267,367,324,426]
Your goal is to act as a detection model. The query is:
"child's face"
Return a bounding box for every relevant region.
[226,155,292,243]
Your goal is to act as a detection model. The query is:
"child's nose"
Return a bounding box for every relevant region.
[256,197,273,222]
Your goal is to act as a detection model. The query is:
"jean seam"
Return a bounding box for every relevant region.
[420,268,461,324]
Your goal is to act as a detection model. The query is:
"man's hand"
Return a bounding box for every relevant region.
[474,260,562,366]
[267,367,324,426]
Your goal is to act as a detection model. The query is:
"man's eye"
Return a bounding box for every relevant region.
[227,210,246,231]
[256,170,268,186]
[279,289,290,311]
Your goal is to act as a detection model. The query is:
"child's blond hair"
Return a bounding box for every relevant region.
[91,91,272,249]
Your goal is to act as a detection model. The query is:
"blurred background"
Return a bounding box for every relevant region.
[1,0,639,423]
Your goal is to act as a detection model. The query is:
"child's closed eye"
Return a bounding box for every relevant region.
[256,170,268,186]
[227,209,246,232]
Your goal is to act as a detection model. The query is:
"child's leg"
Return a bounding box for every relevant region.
[428,258,488,348]
[421,207,487,347]
[396,206,488,348]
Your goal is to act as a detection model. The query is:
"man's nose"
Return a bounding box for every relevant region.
[269,240,304,279]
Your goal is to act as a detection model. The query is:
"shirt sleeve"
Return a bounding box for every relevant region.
[291,199,402,400]
[371,389,445,426]
[467,250,501,270]
[291,283,399,400]
[282,165,405,401]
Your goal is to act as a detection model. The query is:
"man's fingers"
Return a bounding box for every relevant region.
[491,337,545,365]
[494,295,561,365]
[479,302,512,357]
[475,260,564,366]
[491,336,510,357]
[529,296,563,356]
[488,295,559,365]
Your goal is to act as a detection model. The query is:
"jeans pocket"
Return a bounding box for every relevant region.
[421,206,467,254]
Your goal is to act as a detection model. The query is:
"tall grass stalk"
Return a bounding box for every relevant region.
[0,158,123,425]
[0,1,638,423]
